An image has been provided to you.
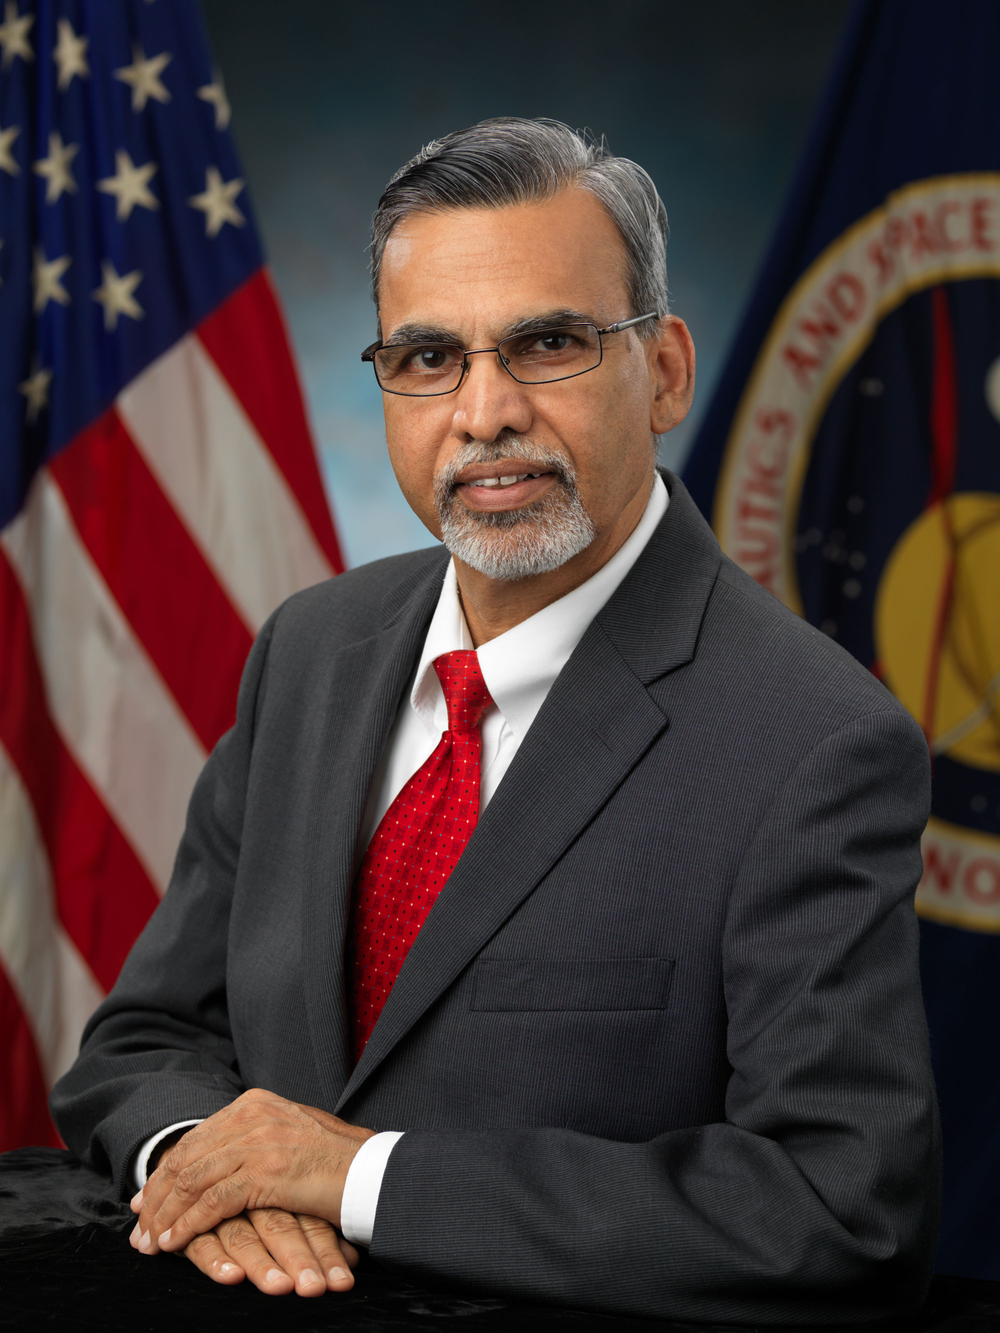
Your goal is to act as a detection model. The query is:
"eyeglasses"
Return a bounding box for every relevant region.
[361,312,658,397]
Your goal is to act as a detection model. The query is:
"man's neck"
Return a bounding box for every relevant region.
[454,475,654,647]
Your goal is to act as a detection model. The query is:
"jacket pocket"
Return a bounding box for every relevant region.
[470,957,674,1012]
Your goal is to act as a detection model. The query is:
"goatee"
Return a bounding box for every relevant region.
[434,434,596,581]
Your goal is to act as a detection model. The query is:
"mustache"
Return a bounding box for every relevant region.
[434,432,577,509]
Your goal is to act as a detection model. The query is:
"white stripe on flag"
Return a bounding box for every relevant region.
[1,472,206,893]
[117,335,335,633]
[0,741,104,1087]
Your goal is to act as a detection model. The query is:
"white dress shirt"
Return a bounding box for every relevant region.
[139,474,670,1250]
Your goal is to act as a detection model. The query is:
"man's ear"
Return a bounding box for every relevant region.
[647,316,696,436]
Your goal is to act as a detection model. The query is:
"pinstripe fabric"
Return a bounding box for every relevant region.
[50,473,939,1325]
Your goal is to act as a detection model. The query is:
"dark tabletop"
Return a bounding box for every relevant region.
[0,1149,997,1332]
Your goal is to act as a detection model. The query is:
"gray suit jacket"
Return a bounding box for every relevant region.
[51,473,940,1324]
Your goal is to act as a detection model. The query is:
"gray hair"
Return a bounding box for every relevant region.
[370,117,668,336]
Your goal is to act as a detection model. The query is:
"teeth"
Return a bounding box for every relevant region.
[469,472,540,488]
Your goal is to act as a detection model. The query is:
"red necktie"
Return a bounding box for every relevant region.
[347,650,493,1063]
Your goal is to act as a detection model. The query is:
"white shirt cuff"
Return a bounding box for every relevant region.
[133,1119,203,1191]
[340,1130,404,1246]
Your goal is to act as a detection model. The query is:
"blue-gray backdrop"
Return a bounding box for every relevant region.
[200,0,851,568]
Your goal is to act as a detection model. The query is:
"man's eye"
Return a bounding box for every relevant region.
[406,346,458,372]
[510,329,583,359]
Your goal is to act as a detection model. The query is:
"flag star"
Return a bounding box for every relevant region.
[97,150,159,221]
[0,2,33,70]
[33,248,71,313]
[114,44,171,111]
[0,122,19,175]
[197,73,231,130]
[93,259,144,331]
[53,17,89,91]
[188,165,245,237]
[19,361,52,425]
[32,130,79,203]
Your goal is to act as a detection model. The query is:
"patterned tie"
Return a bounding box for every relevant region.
[347,650,493,1063]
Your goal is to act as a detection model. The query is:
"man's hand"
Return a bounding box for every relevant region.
[180,1208,360,1296]
[129,1088,375,1266]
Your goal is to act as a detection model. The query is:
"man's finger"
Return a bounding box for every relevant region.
[133,1126,223,1248]
[181,1228,246,1286]
[130,1126,195,1219]
[213,1213,297,1296]
[292,1213,357,1290]
[148,1168,257,1255]
[138,1163,221,1255]
[246,1210,337,1296]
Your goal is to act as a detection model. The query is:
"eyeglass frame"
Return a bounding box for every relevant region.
[360,311,659,397]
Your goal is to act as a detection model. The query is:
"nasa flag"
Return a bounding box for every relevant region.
[683,0,1000,1280]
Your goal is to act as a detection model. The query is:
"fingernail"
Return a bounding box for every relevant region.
[159,1228,172,1247]
[265,1268,284,1285]
[220,1263,237,1276]
[330,1266,349,1282]
[299,1268,320,1288]
[130,1191,143,1211]
[138,1230,150,1252]
[130,1222,140,1245]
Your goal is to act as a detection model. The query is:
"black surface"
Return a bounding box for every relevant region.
[1,1149,998,1331]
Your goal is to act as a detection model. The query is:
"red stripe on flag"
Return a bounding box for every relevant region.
[928,285,959,506]
[921,286,961,745]
[196,267,346,573]
[0,958,61,1152]
[0,550,160,992]
[50,411,254,753]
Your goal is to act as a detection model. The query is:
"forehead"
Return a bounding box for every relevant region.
[378,188,630,336]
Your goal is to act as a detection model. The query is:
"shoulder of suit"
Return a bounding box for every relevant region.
[266,545,449,648]
[706,553,915,728]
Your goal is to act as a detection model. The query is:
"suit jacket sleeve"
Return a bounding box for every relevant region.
[48,614,277,1193]
[367,706,940,1325]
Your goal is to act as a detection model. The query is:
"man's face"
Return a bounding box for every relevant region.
[377,188,680,581]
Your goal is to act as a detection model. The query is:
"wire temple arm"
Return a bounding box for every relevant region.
[599,312,660,335]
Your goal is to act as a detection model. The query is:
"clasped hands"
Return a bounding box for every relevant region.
[129,1088,375,1297]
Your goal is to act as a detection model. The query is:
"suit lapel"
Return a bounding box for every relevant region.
[300,552,448,1107]
[335,474,723,1111]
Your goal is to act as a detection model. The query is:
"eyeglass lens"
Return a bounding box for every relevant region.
[373,323,602,395]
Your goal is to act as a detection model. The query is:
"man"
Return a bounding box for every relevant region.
[51,118,940,1324]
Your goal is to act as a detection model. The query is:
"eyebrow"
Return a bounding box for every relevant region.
[502,309,593,338]
[382,324,463,347]
[382,309,596,348]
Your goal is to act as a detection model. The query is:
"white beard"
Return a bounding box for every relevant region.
[435,436,596,581]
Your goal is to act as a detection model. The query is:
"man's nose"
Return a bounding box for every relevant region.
[449,351,533,443]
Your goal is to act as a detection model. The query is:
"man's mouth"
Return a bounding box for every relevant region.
[467,472,545,489]
[454,467,557,510]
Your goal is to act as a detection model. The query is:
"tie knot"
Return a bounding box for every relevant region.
[433,651,493,734]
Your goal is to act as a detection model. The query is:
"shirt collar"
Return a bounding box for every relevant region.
[410,472,669,741]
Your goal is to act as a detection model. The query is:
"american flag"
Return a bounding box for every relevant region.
[0,0,344,1149]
